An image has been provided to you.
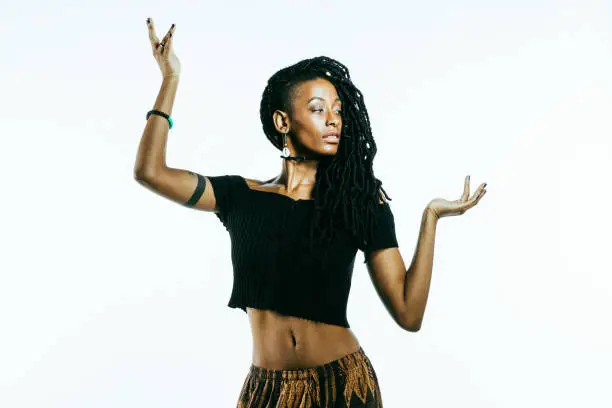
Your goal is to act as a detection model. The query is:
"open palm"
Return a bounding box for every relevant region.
[427,175,487,219]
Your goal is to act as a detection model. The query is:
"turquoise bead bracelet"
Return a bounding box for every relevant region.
[146,109,173,129]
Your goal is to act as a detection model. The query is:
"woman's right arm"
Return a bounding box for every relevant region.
[133,19,217,212]
[133,76,217,212]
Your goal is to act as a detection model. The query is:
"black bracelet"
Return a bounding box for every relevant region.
[146,109,174,129]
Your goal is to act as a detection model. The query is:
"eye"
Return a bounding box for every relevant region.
[311,107,342,114]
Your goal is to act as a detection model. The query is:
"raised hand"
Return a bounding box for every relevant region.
[426,175,487,219]
[146,17,181,78]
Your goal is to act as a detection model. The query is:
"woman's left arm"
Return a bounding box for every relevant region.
[404,175,487,330]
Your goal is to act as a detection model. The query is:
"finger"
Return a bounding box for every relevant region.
[162,32,173,56]
[465,186,482,207]
[147,17,161,47]
[462,175,470,201]
[161,31,175,57]
[159,24,176,48]
[474,187,487,203]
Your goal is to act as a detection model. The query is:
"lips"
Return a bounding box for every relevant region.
[322,133,340,144]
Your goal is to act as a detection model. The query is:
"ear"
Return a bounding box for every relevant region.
[272,109,291,134]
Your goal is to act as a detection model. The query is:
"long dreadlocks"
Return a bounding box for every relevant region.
[259,56,392,264]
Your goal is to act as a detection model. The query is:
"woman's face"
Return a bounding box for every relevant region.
[275,78,343,157]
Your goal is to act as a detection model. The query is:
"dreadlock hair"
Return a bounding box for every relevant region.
[259,56,392,265]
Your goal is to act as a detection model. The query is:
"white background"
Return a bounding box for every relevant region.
[1,0,611,406]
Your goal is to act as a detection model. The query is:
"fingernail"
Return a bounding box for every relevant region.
[171,23,175,28]
[146,18,150,24]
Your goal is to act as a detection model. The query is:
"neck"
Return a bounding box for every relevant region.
[276,155,319,188]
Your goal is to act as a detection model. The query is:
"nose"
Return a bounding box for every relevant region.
[327,113,340,127]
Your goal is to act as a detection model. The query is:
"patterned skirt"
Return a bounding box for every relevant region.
[236,346,383,408]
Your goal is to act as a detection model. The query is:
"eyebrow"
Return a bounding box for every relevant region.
[307,97,341,104]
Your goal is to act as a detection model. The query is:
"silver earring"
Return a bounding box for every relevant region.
[281,132,290,158]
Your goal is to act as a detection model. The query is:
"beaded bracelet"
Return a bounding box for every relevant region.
[146,109,174,129]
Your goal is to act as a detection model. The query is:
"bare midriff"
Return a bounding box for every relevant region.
[244,178,360,369]
[247,307,361,370]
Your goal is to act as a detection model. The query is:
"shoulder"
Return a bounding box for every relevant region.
[242,176,282,189]
[241,176,265,188]
[211,175,261,187]
[211,175,272,191]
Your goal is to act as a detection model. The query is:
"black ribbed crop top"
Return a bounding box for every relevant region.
[207,175,399,328]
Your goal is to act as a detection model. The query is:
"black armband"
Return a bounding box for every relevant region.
[184,172,206,207]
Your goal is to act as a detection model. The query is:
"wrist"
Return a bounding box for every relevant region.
[425,206,439,221]
[162,74,180,83]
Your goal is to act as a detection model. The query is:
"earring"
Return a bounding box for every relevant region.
[281,132,291,158]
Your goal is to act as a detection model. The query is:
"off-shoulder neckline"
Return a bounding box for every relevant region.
[238,175,314,203]
[236,175,392,208]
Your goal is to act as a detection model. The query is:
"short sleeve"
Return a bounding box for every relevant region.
[362,202,399,263]
[207,175,241,229]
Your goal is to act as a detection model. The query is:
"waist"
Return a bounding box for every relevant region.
[247,307,360,370]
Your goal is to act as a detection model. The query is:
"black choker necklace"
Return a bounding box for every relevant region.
[280,154,310,163]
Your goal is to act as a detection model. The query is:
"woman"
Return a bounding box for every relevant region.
[134,19,487,408]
